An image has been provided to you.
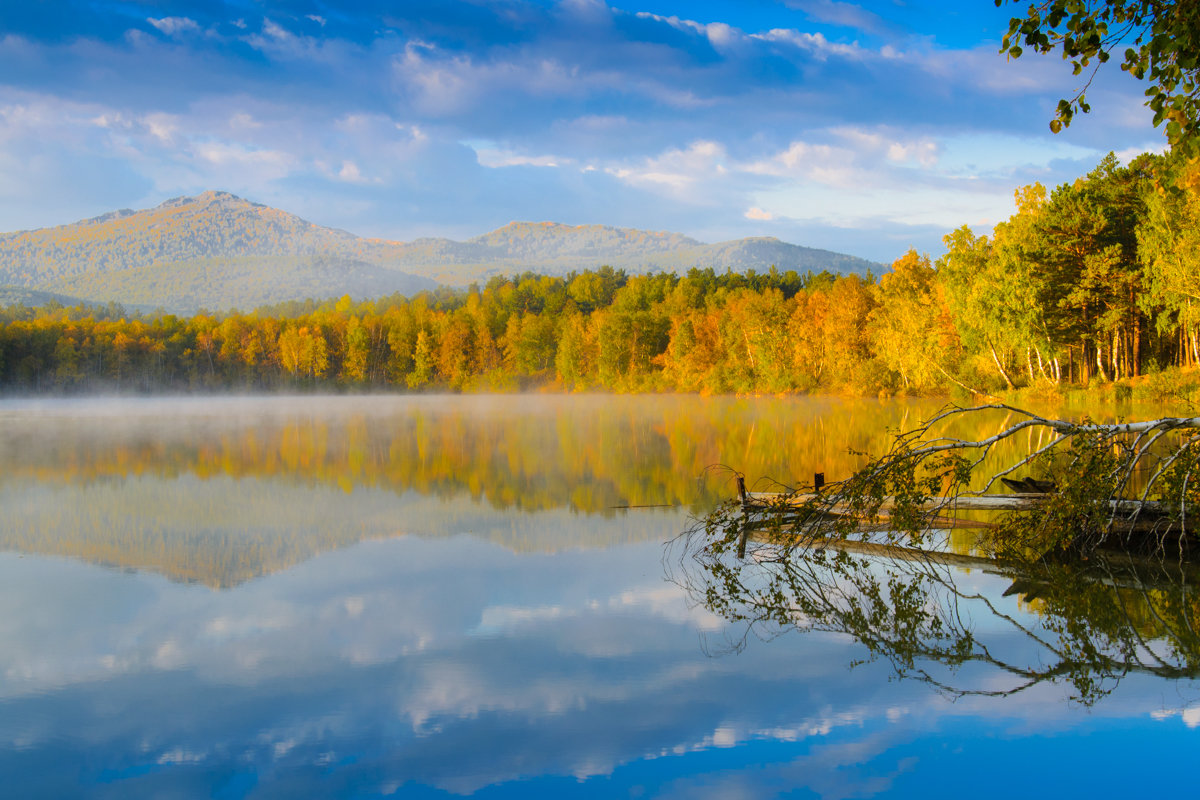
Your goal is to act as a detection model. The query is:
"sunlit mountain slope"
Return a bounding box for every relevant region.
[0,192,881,312]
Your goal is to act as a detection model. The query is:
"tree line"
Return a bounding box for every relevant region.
[1,150,1198,396]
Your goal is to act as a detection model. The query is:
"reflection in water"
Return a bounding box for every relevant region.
[4,396,1200,796]
[1,394,1176,587]
[0,537,946,798]
[672,522,1200,704]
[0,394,945,585]
[0,394,935,512]
[2,394,1174,509]
[0,477,687,588]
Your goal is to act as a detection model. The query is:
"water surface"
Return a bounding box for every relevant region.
[2,394,1198,798]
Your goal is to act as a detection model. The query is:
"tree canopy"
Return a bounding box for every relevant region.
[996,0,1200,148]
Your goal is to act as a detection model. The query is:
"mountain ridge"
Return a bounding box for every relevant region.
[0,191,883,313]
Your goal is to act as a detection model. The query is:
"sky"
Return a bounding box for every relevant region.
[0,0,1169,263]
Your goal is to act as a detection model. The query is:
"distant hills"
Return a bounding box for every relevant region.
[0,285,93,309]
[0,191,882,313]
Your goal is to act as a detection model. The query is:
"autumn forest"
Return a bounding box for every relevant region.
[2,150,1199,397]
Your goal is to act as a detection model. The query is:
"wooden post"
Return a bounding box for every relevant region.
[814,472,825,492]
[736,475,749,558]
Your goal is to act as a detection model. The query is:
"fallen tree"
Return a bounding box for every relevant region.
[724,403,1200,557]
[669,404,1200,702]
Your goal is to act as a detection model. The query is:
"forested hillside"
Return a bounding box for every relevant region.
[0,286,92,309]
[1,150,1196,396]
[0,191,436,312]
[452,222,878,281]
[0,192,879,311]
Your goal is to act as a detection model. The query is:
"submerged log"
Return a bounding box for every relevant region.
[742,490,1174,516]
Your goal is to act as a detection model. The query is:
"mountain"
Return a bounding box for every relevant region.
[0,191,883,313]
[0,285,95,309]
[424,221,881,284]
[0,191,437,313]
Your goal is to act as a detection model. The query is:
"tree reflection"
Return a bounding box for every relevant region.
[0,396,942,514]
[670,514,1200,704]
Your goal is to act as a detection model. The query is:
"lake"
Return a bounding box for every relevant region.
[2,393,1199,798]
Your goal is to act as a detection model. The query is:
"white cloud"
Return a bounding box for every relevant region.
[753,181,1013,231]
[147,17,200,37]
[832,127,940,167]
[745,140,851,187]
[142,112,180,145]
[337,160,364,182]
[634,12,748,52]
[753,28,865,60]
[634,12,704,36]
[1114,143,1166,163]
[228,112,261,131]
[743,128,943,189]
[244,18,351,63]
[703,22,740,49]
[188,141,296,184]
[606,140,727,196]
[337,160,378,184]
[262,19,291,42]
[395,44,476,115]
[886,140,939,167]
[745,206,773,220]
[393,41,598,117]
[474,147,568,169]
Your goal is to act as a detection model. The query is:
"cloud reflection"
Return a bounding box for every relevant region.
[2,531,1199,797]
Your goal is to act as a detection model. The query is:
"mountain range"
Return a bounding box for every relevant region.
[0,191,882,313]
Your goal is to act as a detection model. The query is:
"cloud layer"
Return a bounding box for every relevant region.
[0,0,1167,261]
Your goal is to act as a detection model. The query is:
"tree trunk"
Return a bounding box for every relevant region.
[1132,316,1141,377]
[930,360,995,399]
[1034,347,1052,384]
[1111,332,1119,380]
[988,338,1015,389]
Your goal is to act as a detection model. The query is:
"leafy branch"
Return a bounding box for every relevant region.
[997,0,1200,149]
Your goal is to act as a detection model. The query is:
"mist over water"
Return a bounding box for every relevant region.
[0,393,954,584]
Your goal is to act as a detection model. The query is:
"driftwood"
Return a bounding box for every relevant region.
[722,403,1200,558]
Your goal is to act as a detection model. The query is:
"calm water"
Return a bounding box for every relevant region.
[2,394,1199,798]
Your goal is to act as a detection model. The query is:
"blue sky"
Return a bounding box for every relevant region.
[0,0,1167,262]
